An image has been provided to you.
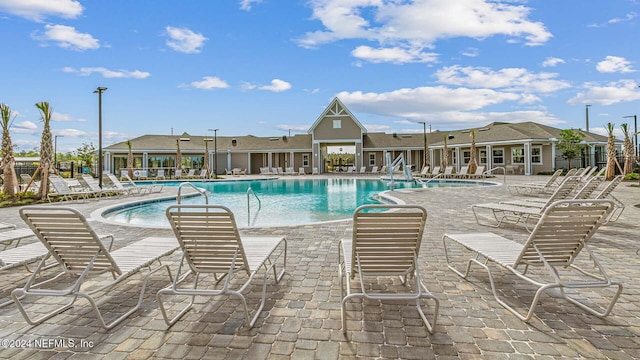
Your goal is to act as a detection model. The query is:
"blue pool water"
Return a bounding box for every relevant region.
[100,178,491,228]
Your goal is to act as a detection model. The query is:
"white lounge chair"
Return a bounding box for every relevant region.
[502,175,604,208]
[159,204,288,328]
[369,166,378,174]
[15,206,178,329]
[123,174,163,193]
[156,169,166,179]
[442,166,454,178]
[472,176,582,231]
[47,174,98,202]
[298,167,305,175]
[79,175,121,198]
[453,166,469,179]
[508,169,563,195]
[199,169,208,179]
[427,166,441,178]
[285,167,295,175]
[443,199,622,321]
[467,165,485,179]
[312,167,319,175]
[104,173,149,196]
[174,169,182,179]
[0,228,35,249]
[339,204,439,334]
[185,169,196,178]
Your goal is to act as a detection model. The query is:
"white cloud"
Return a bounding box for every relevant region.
[187,76,229,90]
[63,66,150,79]
[165,26,207,54]
[0,0,82,22]
[52,128,90,137]
[435,65,571,93]
[542,57,565,67]
[257,79,292,92]
[363,124,392,132]
[239,0,263,11]
[596,56,635,73]
[567,79,640,106]
[334,85,565,128]
[298,0,552,62]
[461,47,479,57]
[351,45,438,64]
[12,120,39,134]
[274,124,309,132]
[32,24,99,51]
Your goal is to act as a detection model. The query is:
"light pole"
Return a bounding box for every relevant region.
[623,115,638,157]
[54,135,64,171]
[585,104,591,133]
[417,121,429,167]
[93,86,107,188]
[208,128,219,177]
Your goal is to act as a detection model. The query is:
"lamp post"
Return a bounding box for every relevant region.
[93,86,107,188]
[585,104,591,133]
[417,121,429,167]
[208,128,219,177]
[54,135,64,171]
[623,115,638,157]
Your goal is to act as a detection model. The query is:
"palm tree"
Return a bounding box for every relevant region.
[126,140,134,179]
[175,139,183,173]
[621,123,634,175]
[1,103,18,197]
[605,122,616,181]
[442,134,449,169]
[35,101,54,199]
[468,129,477,175]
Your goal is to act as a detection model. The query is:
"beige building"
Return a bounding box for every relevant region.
[104,97,614,177]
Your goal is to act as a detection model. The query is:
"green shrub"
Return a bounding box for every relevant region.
[625,173,639,181]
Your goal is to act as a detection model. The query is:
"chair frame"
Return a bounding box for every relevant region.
[472,176,582,231]
[443,199,622,321]
[339,204,439,334]
[14,207,177,329]
[158,204,287,328]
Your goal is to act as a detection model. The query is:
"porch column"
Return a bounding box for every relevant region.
[227,151,232,172]
[247,153,251,174]
[524,142,532,175]
[267,151,273,170]
[142,152,148,171]
[485,145,492,171]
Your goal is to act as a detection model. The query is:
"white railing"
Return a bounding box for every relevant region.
[176,182,208,204]
[246,186,262,226]
[483,167,506,184]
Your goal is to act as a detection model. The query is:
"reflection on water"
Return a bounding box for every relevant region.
[103,178,486,227]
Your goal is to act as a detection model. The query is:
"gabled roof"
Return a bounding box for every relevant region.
[429,122,612,147]
[105,133,312,152]
[307,97,367,134]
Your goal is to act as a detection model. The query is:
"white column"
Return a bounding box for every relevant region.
[485,145,492,171]
[524,142,532,175]
[551,143,556,170]
[247,152,251,174]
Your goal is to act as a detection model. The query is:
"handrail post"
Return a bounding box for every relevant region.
[176,182,209,204]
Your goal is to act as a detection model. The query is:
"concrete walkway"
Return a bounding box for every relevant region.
[0,174,639,359]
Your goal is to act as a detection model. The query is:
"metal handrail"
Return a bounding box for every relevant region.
[176,182,209,204]
[483,166,506,184]
[247,186,262,226]
[422,173,444,184]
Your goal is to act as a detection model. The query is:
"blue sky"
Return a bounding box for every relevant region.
[1,0,639,154]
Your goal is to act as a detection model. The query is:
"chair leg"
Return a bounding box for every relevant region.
[157,272,200,327]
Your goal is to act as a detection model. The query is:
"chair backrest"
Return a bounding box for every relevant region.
[48,175,72,194]
[81,175,102,191]
[515,199,614,267]
[564,168,578,177]
[545,169,563,186]
[419,166,429,176]
[458,166,468,175]
[166,205,249,275]
[359,166,367,173]
[312,167,319,174]
[474,166,485,175]
[157,169,165,177]
[175,169,182,178]
[106,173,126,190]
[573,175,604,200]
[542,176,582,207]
[20,174,32,183]
[595,175,624,199]
[200,169,208,177]
[431,166,441,175]
[443,166,454,175]
[298,167,305,175]
[581,166,597,179]
[19,206,121,274]
[371,166,378,173]
[187,169,195,176]
[351,204,427,276]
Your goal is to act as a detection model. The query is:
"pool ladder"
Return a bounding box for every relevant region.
[176,182,209,204]
[247,186,262,226]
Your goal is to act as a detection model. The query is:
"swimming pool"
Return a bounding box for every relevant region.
[98,178,493,228]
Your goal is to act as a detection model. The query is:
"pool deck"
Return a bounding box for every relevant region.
[0,174,639,359]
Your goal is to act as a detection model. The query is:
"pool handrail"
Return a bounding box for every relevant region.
[246,186,262,226]
[484,166,506,184]
[176,182,208,204]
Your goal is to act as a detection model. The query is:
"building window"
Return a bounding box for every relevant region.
[492,148,504,165]
[302,154,309,167]
[462,150,471,164]
[368,153,376,166]
[531,146,542,164]
[479,150,487,164]
[333,120,341,129]
[512,147,525,164]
